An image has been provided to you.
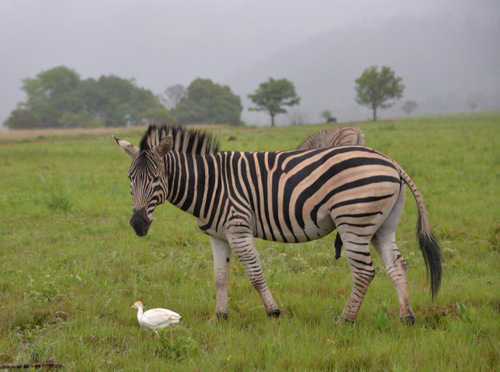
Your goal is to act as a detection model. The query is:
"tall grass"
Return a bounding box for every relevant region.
[0,112,498,370]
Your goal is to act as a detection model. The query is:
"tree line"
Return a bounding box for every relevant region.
[4,65,408,129]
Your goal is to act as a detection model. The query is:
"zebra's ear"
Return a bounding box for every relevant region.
[153,135,173,158]
[113,136,139,158]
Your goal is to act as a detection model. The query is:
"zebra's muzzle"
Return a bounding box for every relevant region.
[130,208,152,237]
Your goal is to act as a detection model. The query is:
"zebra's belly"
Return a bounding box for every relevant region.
[286,219,336,243]
[254,212,337,243]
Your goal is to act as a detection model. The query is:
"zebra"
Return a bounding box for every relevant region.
[114,124,441,324]
[297,125,366,259]
[296,125,366,150]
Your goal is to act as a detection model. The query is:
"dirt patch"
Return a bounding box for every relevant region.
[0,124,224,144]
[0,127,144,143]
[421,304,458,324]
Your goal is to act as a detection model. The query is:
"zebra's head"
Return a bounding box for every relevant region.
[113,134,173,237]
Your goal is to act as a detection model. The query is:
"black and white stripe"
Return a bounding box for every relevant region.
[297,125,366,259]
[115,124,441,323]
[297,125,366,150]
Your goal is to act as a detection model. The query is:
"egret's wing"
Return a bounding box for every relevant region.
[142,308,181,328]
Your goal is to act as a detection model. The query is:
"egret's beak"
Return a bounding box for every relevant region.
[130,305,135,309]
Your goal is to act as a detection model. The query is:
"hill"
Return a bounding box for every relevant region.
[224,15,500,125]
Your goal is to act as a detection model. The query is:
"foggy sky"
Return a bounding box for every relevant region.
[1,0,499,128]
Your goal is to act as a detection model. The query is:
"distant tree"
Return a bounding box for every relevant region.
[3,109,43,129]
[248,78,300,127]
[58,110,94,128]
[85,75,163,127]
[161,84,188,109]
[402,100,418,116]
[355,66,404,121]
[171,78,242,126]
[21,66,82,127]
[468,102,477,112]
[320,110,332,121]
[22,66,81,105]
[138,106,177,124]
[320,110,337,123]
[12,66,166,128]
[171,100,208,124]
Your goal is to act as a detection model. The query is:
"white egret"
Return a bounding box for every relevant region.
[130,301,181,336]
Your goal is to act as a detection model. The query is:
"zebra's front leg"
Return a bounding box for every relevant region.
[210,236,232,320]
[228,232,280,317]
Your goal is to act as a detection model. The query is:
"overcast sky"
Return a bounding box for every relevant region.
[1,0,498,127]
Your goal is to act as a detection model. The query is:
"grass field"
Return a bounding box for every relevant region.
[0,112,499,371]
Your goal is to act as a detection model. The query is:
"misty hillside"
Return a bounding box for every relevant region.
[225,15,500,125]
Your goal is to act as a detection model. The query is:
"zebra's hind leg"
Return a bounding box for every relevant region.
[210,236,232,320]
[371,184,415,324]
[228,233,280,317]
[338,238,375,323]
[371,233,414,324]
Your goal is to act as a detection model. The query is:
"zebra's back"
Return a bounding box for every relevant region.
[297,125,366,150]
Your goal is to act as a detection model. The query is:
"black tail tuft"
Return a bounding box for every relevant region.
[417,216,442,299]
[334,233,343,259]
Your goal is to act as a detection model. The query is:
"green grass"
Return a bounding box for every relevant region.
[0,112,499,371]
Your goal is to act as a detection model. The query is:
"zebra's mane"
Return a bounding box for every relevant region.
[140,124,220,155]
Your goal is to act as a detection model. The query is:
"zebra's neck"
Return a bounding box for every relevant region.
[164,152,223,219]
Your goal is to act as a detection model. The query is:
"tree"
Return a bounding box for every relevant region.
[3,109,43,129]
[248,78,300,127]
[21,66,82,127]
[171,78,242,126]
[161,84,188,110]
[138,107,177,124]
[22,66,80,105]
[320,110,337,123]
[320,110,332,121]
[86,75,164,127]
[58,110,94,128]
[355,66,404,121]
[12,66,168,128]
[402,100,418,116]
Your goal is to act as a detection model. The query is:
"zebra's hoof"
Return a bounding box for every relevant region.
[267,309,281,318]
[216,312,228,320]
[335,317,354,326]
[209,313,228,323]
[400,314,415,325]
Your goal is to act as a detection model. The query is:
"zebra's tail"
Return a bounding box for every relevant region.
[396,163,442,299]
